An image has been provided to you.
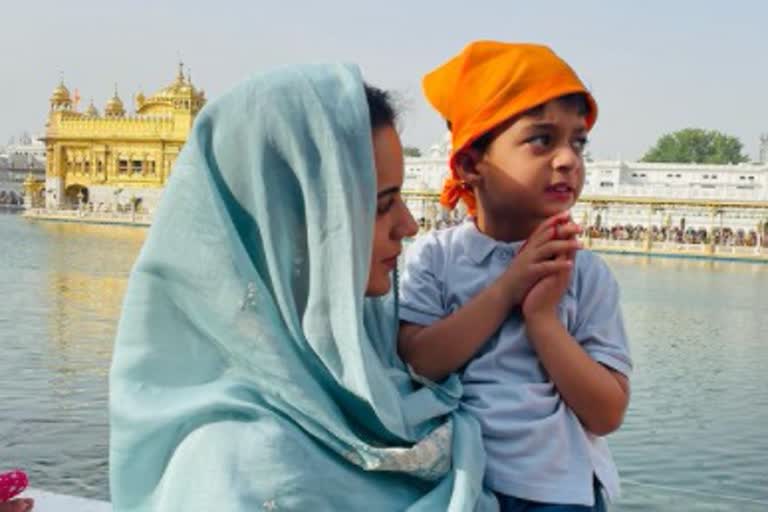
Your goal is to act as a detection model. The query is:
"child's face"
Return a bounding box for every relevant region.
[472,99,588,222]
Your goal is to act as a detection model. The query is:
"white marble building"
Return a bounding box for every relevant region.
[0,133,46,205]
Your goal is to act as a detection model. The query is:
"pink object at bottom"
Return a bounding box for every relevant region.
[0,470,28,502]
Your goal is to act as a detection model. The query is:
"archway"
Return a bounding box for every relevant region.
[64,184,89,209]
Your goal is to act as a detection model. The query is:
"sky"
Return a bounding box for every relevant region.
[1,0,767,161]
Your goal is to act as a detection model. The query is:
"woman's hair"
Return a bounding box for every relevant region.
[364,83,397,130]
[449,92,592,154]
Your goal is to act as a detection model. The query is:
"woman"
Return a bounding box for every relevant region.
[109,63,497,511]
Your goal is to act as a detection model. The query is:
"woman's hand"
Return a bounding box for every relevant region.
[0,498,34,512]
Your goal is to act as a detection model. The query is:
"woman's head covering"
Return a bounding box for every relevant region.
[423,41,598,216]
[109,63,495,511]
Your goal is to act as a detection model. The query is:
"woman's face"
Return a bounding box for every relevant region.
[366,125,418,297]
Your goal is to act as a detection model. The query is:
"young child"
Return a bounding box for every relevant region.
[398,41,632,511]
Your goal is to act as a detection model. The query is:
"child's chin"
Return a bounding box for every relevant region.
[538,205,572,218]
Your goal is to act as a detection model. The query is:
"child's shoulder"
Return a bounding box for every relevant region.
[574,248,610,270]
[573,249,619,294]
[402,223,471,278]
[406,223,469,258]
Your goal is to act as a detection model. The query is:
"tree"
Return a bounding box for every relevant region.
[403,146,422,158]
[641,128,749,164]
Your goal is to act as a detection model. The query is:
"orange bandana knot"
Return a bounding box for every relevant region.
[439,176,477,217]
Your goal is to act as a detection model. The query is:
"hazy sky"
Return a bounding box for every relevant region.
[2,0,767,160]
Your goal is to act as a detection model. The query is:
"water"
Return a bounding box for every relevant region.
[0,214,144,500]
[607,256,768,510]
[1,213,767,510]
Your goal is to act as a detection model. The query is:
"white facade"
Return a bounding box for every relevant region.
[581,160,767,202]
[0,133,46,204]
[2,133,47,161]
[403,133,452,194]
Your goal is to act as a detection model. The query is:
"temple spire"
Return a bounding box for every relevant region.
[177,59,185,83]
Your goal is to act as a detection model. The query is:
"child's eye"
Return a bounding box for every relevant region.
[572,136,589,153]
[526,134,551,148]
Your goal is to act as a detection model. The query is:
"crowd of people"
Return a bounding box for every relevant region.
[587,224,768,248]
[417,212,768,249]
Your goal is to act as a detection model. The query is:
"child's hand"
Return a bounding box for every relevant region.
[521,252,573,321]
[520,213,579,319]
[500,212,581,307]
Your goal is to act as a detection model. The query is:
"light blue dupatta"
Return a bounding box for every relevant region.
[109,63,496,511]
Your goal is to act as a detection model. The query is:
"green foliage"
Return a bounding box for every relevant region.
[641,128,749,164]
[403,146,422,157]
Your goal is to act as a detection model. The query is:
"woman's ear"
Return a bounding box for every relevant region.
[455,148,484,187]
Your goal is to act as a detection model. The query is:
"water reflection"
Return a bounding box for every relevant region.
[0,215,145,500]
[43,223,144,384]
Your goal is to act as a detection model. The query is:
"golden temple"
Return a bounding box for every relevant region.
[34,62,205,213]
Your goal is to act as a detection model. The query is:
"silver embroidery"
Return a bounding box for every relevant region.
[344,421,453,481]
[240,282,258,310]
[343,450,365,466]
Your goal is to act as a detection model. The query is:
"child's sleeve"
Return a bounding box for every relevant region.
[572,254,633,378]
[399,234,446,327]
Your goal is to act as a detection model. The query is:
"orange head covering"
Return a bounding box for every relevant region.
[423,41,598,216]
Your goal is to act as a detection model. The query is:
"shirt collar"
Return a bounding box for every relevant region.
[458,219,526,264]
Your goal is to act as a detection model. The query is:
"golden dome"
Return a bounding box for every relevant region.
[104,86,126,117]
[106,95,124,109]
[155,79,200,100]
[136,61,206,114]
[85,100,99,117]
[50,81,71,105]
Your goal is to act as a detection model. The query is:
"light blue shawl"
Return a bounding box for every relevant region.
[109,63,496,511]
